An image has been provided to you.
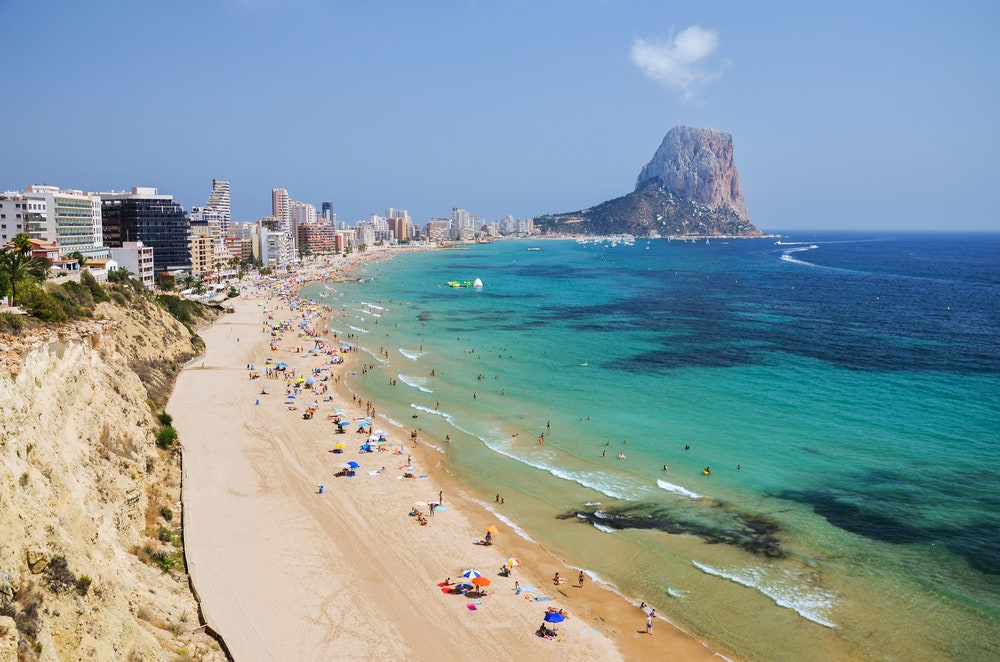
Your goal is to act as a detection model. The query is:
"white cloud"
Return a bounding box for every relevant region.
[630,25,724,99]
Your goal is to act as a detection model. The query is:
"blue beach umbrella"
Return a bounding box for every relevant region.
[543,612,565,623]
[346,461,360,469]
[337,420,351,427]
[460,569,482,579]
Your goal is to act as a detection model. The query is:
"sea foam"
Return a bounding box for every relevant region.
[398,348,424,360]
[656,479,702,499]
[397,374,433,393]
[692,561,836,628]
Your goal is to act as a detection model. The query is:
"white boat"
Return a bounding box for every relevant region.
[472,277,483,288]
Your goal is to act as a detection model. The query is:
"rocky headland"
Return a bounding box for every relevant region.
[535,125,762,237]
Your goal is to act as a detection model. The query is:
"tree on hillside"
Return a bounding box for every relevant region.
[0,233,50,304]
[69,251,87,268]
[107,266,134,284]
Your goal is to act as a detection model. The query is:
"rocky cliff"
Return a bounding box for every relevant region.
[0,296,225,661]
[534,125,761,237]
[635,125,750,221]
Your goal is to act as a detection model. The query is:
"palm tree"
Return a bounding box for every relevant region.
[10,233,33,257]
[0,245,49,304]
[107,266,135,284]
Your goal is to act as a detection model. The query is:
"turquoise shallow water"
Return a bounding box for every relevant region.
[303,234,1000,661]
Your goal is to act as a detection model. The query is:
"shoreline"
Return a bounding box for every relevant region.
[170,247,726,660]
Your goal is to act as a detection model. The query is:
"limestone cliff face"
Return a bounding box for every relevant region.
[0,301,223,661]
[635,125,750,221]
[534,125,760,236]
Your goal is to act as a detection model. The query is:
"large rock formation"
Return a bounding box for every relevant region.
[534,125,761,237]
[636,125,750,221]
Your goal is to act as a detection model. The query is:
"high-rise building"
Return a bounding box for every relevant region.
[205,179,231,234]
[451,207,471,240]
[321,201,335,223]
[271,188,290,232]
[23,185,104,257]
[100,187,191,273]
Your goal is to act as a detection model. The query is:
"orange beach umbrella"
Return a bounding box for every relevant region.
[485,525,501,536]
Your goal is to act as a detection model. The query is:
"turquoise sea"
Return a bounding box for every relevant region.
[301,233,999,661]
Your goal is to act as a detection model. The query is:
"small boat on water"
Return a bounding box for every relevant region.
[472,278,483,288]
[527,247,541,251]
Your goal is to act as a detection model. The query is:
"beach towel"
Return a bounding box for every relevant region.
[466,604,477,611]
[533,596,553,602]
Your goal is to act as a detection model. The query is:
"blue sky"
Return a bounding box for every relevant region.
[2,0,998,231]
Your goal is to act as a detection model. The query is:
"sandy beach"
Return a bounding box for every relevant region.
[169,253,723,661]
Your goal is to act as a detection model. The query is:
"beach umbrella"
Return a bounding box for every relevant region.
[337,420,351,427]
[485,525,501,536]
[334,442,346,449]
[505,558,520,568]
[460,569,482,579]
[346,461,360,469]
[543,612,565,624]
[471,576,491,587]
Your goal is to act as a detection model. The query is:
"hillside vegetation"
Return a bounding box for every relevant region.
[534,182,763,237]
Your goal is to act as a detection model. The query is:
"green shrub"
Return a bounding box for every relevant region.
[49,281,92,319]
[15,283,68,323]
[80,270,110,303]
[157,412,173,426]
[75,574,92,596]
[150,550,178,573]
[0,311,24,334]
[160,506,173,522]
[155,426,178,450]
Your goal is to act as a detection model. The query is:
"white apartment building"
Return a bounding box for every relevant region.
[0,192,44,243]
[109,241,155,289]
[451,208,472,239]
[24,185,104,257]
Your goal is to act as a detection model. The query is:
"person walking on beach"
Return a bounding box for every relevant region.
[646,612,653,635]
[439,490,443,505]
[578,571,585,587]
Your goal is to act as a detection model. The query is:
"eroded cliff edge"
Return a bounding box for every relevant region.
[0,296,226,661]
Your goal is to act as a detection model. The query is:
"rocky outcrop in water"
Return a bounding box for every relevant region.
[636,125,750,221]
[534,125,761,237]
